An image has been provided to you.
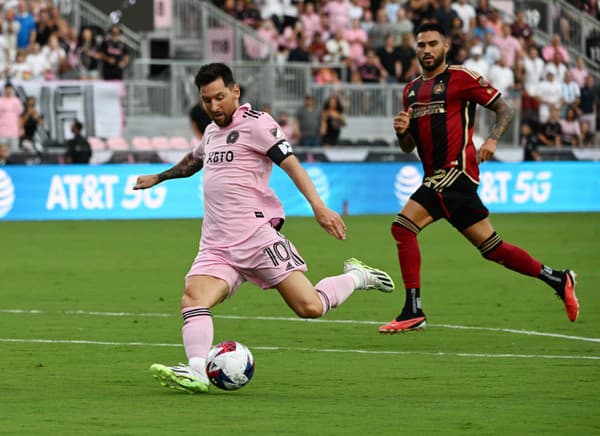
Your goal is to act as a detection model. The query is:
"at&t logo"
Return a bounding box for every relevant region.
[395,165,422,205]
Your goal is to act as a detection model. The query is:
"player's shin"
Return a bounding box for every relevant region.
[315,274,357,316]
[182,307,213,374]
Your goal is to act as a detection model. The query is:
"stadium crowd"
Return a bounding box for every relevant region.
[214,0,599,148]
[0,0,598,163]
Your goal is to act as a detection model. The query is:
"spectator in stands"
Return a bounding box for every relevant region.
[7,49,31,80]
[485,8,503,37]
[344,18,368,66]
[296,95,321,147]
[368,8,395,51]
[451,0,476,34]
[464,44,488,78]
[325,30,350,63]
[543,51,567,85]
[34,8,56,47]
[320,94,346,147]
[385,0,402,24]
[15,0,36,50]
[298,2,322,45]
[64,119,92,164]
[0,83,22,152]
[492,23,521,68]
[560,106,582,147]
[308,31,328,62]
[323,0,351,35]
[472,13,493,42]
[0,26,8,80]
[578,75,598,138]
[510,11,533,46]
[76,26,101,79]
[537,106,562,147]
[391,7,414,44]
[561,70,581,115]
[99,24,129,80]
[396,31,419,82]
[521,45,544,119]
[376,34,402,82]
[487,55,514,97]
[3,8,19,61]
[482,31,500,68]
[542,34,570,64]
[276,111,300,145]
[189,103,212,141]
[19,95,43,152]
[569,56,589,87]
[348,0,364,22]
[447,16,467,64]
[537,71,563,123]
[24,42,48,79]
[475,0,493,17]
[579,120,594,147]
[407,0,436,29]
[360,8,375,34]
[433,0,458,35]
[521,120,541,161]
[42,33,66,79]
[287,32,310,62]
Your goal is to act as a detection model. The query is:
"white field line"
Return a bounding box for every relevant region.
[2,308,600,344]
[0,337,598,360]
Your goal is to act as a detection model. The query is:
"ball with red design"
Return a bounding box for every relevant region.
[206,341,255,390]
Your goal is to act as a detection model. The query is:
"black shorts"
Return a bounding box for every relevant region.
[410,171,489,231]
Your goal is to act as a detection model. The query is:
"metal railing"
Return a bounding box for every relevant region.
[129,60,521,146]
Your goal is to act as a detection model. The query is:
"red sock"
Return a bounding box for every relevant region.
[483,241,542,277]
[391,223,421,288]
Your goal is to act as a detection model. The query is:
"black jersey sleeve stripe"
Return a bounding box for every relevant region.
[267,140,294,165]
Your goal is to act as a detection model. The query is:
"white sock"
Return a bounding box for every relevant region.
[347,270,364,289]
[189,357,207,379]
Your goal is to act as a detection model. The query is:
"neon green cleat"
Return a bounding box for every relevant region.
[343,258,395,292]
[149,363,209,394]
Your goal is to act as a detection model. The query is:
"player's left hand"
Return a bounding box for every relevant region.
[478,139,497,163]
[315,207,347,240]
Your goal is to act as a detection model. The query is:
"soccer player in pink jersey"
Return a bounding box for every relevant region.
[133,63,395,393]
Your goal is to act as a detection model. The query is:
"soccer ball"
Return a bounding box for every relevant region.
[206,341,255,390]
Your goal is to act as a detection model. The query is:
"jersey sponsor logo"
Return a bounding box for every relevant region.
[407,89,416,97]
[226,131,239,144]
[206,150,234,163]
[411,102,446,117]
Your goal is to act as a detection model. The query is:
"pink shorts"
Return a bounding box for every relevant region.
[186,224,307,297]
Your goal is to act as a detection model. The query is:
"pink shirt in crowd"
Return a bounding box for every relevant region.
[193,103,288,248]
[0,96,23,139]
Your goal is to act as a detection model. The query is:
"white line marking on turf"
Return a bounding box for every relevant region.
[0,337,598,360]
[2,308,599,343]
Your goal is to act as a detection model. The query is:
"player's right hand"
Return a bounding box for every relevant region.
[393,107,413,135]
[133,174,159,190]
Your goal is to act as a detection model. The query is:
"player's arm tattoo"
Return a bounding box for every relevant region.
[396,131,417,153]
[487,98,515,141]
[157,152,203,182]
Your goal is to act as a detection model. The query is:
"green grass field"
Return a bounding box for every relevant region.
[2,214,599,435]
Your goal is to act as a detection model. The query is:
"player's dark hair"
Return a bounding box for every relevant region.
[195,63,235,90]
[415,22,447,38]
[73,119,83,131]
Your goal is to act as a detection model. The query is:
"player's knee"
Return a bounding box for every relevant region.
[391,215,420,243]
[479,232,503,261]
[293,300,323,319]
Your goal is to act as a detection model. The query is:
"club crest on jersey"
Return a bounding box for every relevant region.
[270,127,284,139]
[433,82,446,94]
[226,131,240,144]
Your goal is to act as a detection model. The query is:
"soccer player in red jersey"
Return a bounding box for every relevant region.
[379,23,579,334]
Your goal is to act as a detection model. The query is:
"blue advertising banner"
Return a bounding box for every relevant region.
[0,162,598,221]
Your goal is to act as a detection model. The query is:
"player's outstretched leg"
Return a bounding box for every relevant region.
[149,363,209,394]
[343,258,395,292]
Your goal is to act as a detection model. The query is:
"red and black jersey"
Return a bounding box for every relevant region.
[403,65,500,183]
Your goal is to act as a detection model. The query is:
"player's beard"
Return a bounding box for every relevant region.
[419,52,445,72]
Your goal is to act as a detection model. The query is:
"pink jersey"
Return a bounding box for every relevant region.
[193,103,290,248]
